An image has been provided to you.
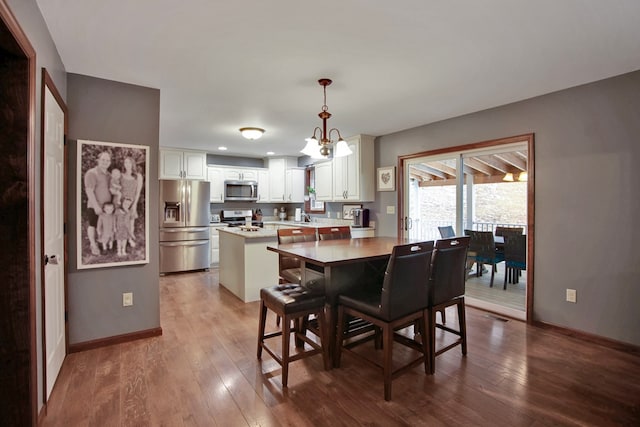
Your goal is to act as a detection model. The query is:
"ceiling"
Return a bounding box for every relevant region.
[410,149,528,186]
[36,1,640,159]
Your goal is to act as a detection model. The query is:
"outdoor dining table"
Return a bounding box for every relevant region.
[267,236,422,366]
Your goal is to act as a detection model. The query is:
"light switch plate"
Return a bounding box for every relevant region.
[566,289,577,303]
[386,206,395,214]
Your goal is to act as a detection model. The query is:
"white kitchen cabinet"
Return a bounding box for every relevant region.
[159,149,207,180]
[313,160,333,201]
[332,134,375,201]
[285,168,305,203]
[268,157,298,202]
[207,166,225,203]
[268,158,286,202]
[222,167,258,182]
[209,224,228,265]
[257,169,270,202]
[351,227,375,238]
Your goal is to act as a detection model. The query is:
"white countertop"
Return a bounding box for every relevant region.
[218,227,277,239]
[263,220,375,230]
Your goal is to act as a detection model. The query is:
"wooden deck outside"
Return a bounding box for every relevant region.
[465,262,526,312]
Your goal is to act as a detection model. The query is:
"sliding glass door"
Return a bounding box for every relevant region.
[400,137,532,320]
[403,154,465,241]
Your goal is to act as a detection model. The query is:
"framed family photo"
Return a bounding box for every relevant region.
[377,166,396,191]
[77,139,149,269]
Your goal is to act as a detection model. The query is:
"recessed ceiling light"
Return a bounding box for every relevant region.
[218,146,228,151]
[266,151,275,155]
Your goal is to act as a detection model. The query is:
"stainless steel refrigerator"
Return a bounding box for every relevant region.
[159,180,211,274]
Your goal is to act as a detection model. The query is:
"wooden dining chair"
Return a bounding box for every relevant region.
[427,236,470,374]
[317,226,351,240]
[276,227,323,334]
[466,230,504,288]
[257,284,329,387]
[276,228,318,284]
[335,241,435,401]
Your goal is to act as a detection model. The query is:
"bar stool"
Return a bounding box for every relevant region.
[257,284,329,387]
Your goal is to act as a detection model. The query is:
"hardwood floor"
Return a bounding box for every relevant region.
[42,270,639,426]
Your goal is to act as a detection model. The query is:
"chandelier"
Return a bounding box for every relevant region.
[301,78,352,159]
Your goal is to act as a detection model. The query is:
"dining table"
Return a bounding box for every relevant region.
[267,236,422,366]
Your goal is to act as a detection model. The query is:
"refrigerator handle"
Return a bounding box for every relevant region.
[180,182,186,223]
[186,181,191,220]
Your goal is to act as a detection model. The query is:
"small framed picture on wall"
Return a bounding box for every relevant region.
[377,166,396,191]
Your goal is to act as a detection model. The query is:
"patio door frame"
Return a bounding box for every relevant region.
[398,133,535,322]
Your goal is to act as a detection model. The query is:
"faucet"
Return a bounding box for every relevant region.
[302,211,311,222]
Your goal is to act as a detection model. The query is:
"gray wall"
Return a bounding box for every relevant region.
[374,71,640,346]
[7,0,67,413]
[67,74,161,343]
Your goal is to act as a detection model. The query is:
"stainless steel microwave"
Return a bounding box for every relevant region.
[224,180,258,201]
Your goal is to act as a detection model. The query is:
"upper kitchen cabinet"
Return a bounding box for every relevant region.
[257,169,270,202]
[313,160,333,201]
[285,168,305,203]
[207,166,225,203]
[333,135,375,201]
[222,167,258,182]
[159,148,207,180]
[267,157,298,202]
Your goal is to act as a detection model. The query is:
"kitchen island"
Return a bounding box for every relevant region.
[218,227,279,302]
[262,220,376,238]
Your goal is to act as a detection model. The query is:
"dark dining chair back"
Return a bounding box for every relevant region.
[503,234,527,288]
[335,240,435,400]
[276,228,318,284]
[317,226,351,240]
[427,236,470,374]
[495,226,524,237]
[277,227,317,243]
[430,237,470,306]
[438,226,456,239]
[466,230,504,287]
[380,242,434,320]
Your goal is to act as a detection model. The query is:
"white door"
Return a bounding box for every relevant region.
[44,85,66,399]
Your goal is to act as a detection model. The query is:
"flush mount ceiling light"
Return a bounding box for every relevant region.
[301,78,352,158]
[239,127,265,140]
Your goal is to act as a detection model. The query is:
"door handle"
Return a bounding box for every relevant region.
[44,254,58,265]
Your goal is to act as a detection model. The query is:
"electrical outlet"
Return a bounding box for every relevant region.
[566,289,577,303]
[122,292,133,307]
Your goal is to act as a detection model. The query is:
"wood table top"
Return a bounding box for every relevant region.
[267,236,424,266]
